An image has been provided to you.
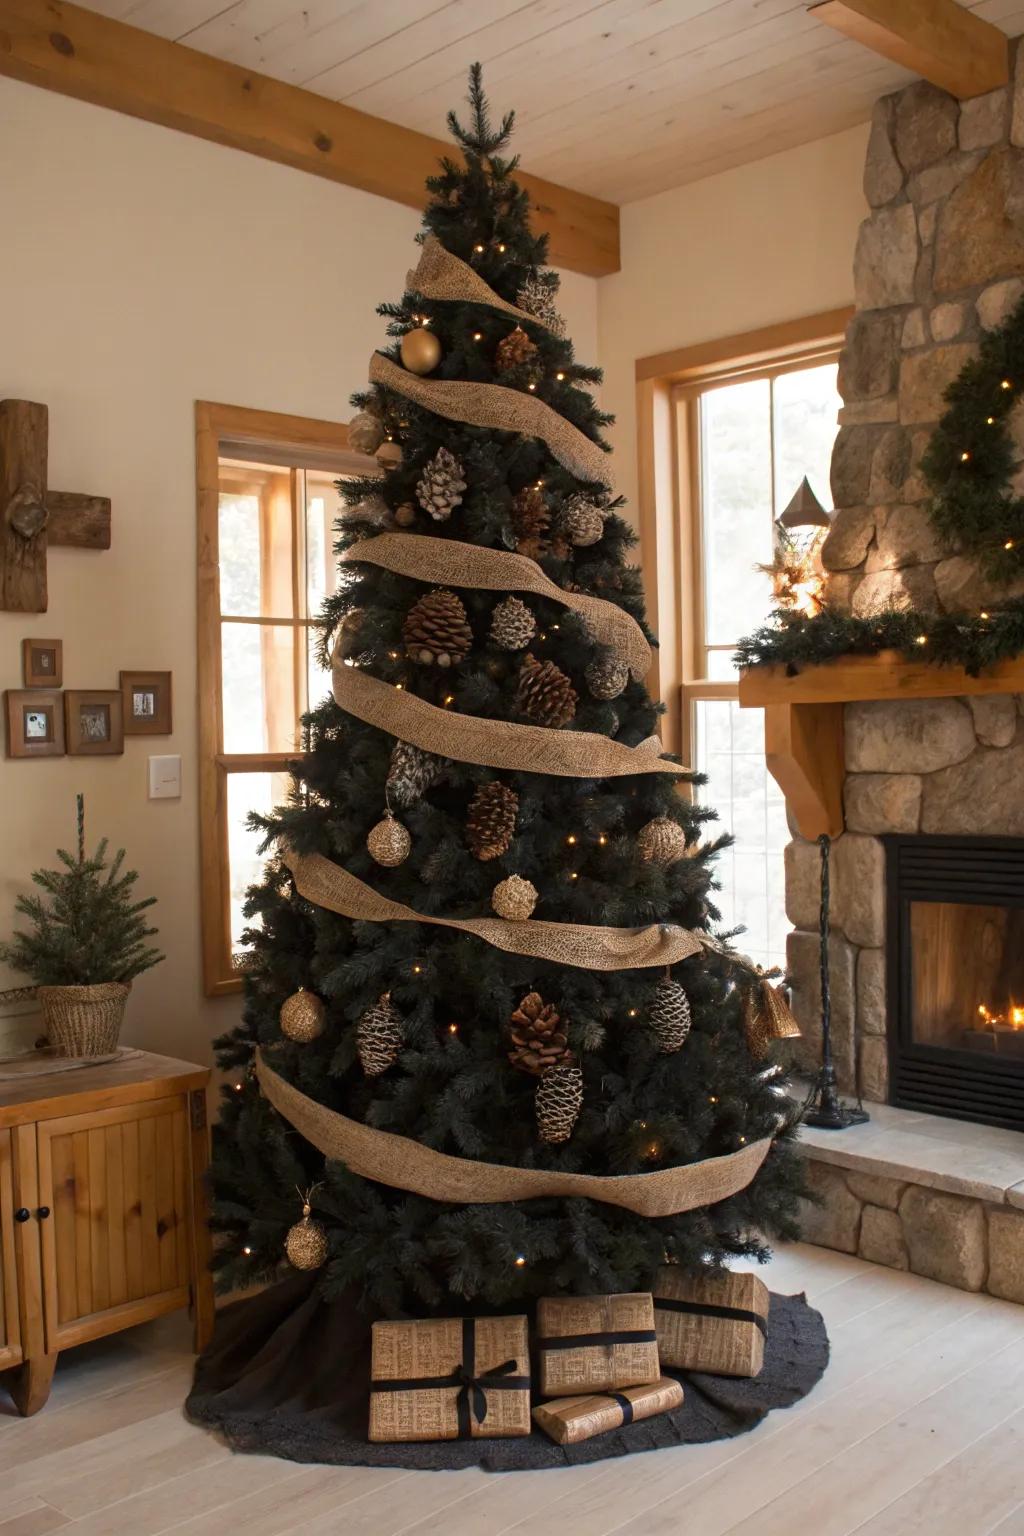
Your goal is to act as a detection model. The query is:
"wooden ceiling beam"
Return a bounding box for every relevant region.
[809,0,1010,100]
[0,0,619,277]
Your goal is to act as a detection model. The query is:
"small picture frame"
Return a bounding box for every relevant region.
[64,690,124,756]
[5,690,65,759]
[22,638,63,688]
[120,671,172,735]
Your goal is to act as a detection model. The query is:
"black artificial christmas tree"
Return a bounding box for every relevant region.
[208,69,804,1319]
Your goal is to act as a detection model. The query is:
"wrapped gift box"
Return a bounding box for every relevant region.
[533,1376,684,1445]
[368,1314,531,1442]
[536,1292,660,1397]
[653,1267,769,1378]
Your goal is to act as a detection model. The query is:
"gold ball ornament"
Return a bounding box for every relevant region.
[637,816,689,867]
[492,874,538,921]
[376,439,403,471]
[347,410,384,455]
[280,988,326,1043]
[400,326,442,375]
[367,810,412,867]
[285,1202,328,1270]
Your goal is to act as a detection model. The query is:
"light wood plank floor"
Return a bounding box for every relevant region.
[2,1243,1023,1536]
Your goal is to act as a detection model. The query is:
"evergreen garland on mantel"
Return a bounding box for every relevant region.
[734,599,1024,676]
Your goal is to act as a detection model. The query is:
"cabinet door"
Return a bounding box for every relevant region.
[0,1128,23,1369]
[36,1097,192,1351]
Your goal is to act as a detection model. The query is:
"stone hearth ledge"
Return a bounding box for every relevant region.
[795,1096,1024,1300]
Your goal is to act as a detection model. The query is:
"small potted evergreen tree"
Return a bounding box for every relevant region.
[0,796,163,1057]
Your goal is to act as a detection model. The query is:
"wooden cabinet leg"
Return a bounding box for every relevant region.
[188,1089,216,1355]
[9,1351,58,1416]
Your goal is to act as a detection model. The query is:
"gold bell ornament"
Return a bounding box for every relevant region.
[743,968,802,1059]
[285,1185,328,1270]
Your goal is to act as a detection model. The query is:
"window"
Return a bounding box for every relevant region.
[635,313,849,973]
[196,403,376,996]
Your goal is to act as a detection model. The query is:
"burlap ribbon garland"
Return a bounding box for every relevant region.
[257,1051,772,1218]
[408,236,558,334]
[340,533,651,679]
[284,847,703,970]
[370,353,613,489]
[332,664,687,780]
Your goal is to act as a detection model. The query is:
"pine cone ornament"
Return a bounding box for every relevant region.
[280,988,326,1043]
[492,874,538,921]
[516,654,578,728]
[387,740,443,808]
[490,595,536,650]
[637,816,688,867]
[417,447,466,521]
[585,654,629,700]
[562,494,605,547]
[402,589,472,667]
[285,1202,329,1270]
[495,324,539,375]
[510,486,551,559]
[649,979,692,1053]
[508,992,572,1075]
[536,1064,583,1144]
[367,810,411,866]
[466,781,519,861]
[357,993,404,1076]
[516,273,565,336]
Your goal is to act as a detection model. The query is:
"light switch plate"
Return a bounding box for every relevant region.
[148,754,181,799]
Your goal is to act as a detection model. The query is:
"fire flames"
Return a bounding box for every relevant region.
[976,1003,1024,1030]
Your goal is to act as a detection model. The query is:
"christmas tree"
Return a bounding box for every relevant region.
[209,69,803,1316]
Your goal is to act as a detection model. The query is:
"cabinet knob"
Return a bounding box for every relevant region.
[36,1206,50,1220]
[14,1208,30,1223]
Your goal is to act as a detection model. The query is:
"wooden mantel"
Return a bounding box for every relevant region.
[738,652,1024,839]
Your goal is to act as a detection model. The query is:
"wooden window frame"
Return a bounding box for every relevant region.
[634,308,853,767]
[196,401,371,998]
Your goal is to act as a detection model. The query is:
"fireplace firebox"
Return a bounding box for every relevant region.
[886,835,1024,1132]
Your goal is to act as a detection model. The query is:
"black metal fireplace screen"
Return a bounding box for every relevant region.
[886,834,1024,1132]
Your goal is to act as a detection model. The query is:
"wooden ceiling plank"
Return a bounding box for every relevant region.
[809,0,1010,99]
[213,0,458,85]
[176,1,372,70]
[0,0,619,276]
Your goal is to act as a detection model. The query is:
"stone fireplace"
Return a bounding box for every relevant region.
[784,53,1024,1126]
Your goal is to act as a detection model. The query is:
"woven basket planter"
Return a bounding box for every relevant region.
[37,981,131,1058]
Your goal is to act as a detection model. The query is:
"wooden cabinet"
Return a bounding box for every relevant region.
[0,1052,214,1415]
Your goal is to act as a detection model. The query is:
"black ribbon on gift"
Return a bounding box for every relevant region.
[538,1328,658,1351]
[371,1316,530,1438]
[610,1391,635,1425]
[653,1297,768,1339]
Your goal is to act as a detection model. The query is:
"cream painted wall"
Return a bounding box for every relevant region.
[598,124,871,525]
[0,76,598,1065]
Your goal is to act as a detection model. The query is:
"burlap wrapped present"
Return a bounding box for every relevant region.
[653,1268,769,1378]
[535,1293,660,1397]
[369,1315,530,1442]
[532,1376,684,1445]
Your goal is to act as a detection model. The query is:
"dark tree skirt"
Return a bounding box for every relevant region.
[186,1275,829,1471]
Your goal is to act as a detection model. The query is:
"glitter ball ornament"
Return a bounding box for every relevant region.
[367,810,411,866]
[637,816,688,867]
[649,979,692,1053]
[347,410,384,455]
[562,494,605,547]
[400,326,442,375]
[492,874,538,921]
[357,992,404,1076]
[280,988,326,1043]
[490,595,536,650]
[585,654,630,700]
[285,1198,328,1270]
[417,447,467,521]
[536,1064,583,1144]
[376,439,403,471]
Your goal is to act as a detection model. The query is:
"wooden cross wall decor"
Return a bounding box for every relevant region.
[0,399,112,612]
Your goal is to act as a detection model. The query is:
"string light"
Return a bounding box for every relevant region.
[447,1022,459,1034]
[598,834,608,846]
[568,871,578,881]
[497,243,506,253]
[738,1135,747,1145]
[627,1007,638,1018]
[388,650,399,660]
[412,964,423,975]
[443,693,455,706]
[395,682,404,690]
[527,382,537,391]
[987,417,996,425]
[233,1081,244,1092]
[981,610,990,620]
[473,331,483,341]
[556,371,565,381]
[915,634,928,646]
[961,451,971,463]
[645,1140,662,1159]
[474,243,485,254]
[514,1254,526,1266]
[242,1246,252,1255]
[566,834,577,845]
[1002,379,1013,390]
[1006,540,1016,550]
[709,1095,718,1104]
